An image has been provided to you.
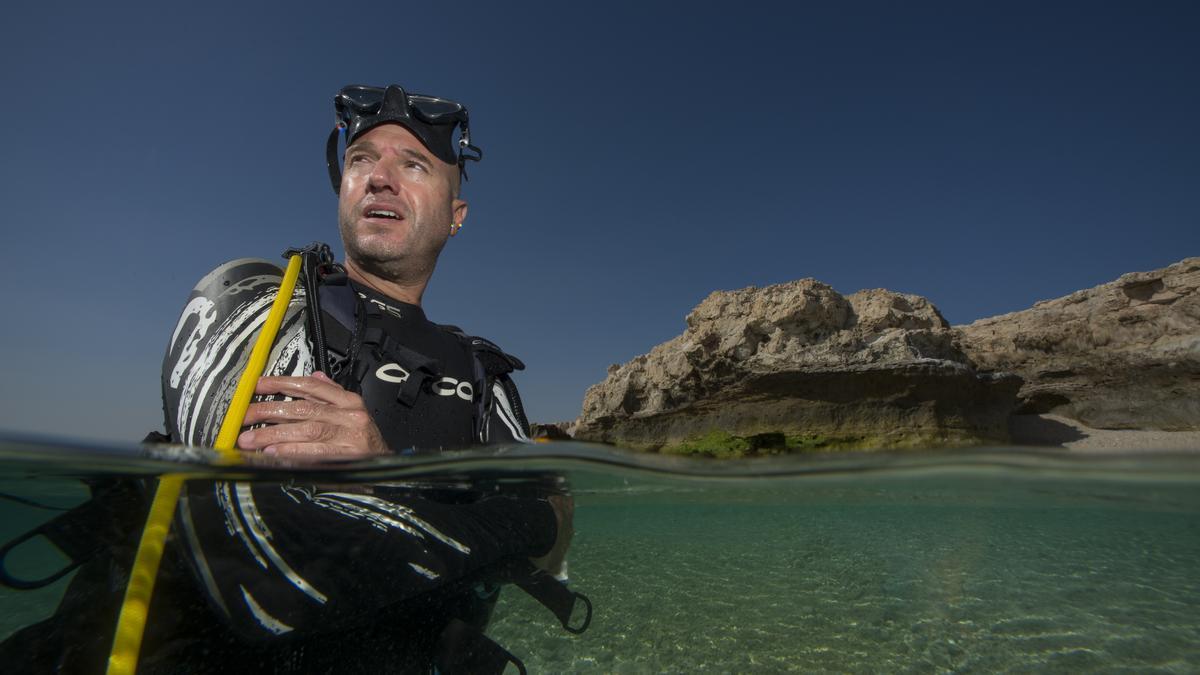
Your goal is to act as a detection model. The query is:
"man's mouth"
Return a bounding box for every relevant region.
[364,209,402,220]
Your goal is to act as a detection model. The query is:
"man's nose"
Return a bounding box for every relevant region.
[367,158,401,194]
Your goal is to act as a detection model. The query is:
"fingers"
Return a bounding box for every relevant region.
[254,374,360,408]
[242,398,375,426]
[260,442,373,459]
[242,399,326,426]
[239,419,386,456]
[237,374,389,459]
[240,419,333,449]
[240,438,384,462]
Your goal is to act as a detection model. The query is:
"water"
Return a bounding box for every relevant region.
[1,434,1197,673]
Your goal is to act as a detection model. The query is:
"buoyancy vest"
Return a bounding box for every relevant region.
[293,243,530,450]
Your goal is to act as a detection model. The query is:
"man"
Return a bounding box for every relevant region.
[235,83,527,457]
[1,84,578,674]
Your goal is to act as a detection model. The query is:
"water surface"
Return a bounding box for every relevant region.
[1,435,1196,672]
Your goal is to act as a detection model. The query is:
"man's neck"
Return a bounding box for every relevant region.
[344,260,427,307]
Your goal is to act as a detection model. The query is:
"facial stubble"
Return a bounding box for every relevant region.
[338,202,452,287]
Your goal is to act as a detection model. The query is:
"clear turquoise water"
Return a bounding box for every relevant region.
[1,437,1198,673]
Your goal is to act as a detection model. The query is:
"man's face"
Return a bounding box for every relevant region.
[337,123,467,284]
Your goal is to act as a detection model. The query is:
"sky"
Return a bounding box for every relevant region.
[1,1,1196,442]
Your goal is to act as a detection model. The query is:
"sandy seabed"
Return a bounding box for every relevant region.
[1009,414,1200,452]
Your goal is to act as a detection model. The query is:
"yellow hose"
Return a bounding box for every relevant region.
[107,254,303,675]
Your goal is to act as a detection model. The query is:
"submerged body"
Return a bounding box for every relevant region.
[1,441,1197,671]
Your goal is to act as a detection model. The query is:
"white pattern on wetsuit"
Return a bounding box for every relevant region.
[216,481,269,570]
[280,485,471,554]
[493,382,530,442]
[408,563,440,579]
[240,585,294,635]
[235,483,328,604]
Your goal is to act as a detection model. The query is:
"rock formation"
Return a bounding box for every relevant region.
[569,258,1200,451]
[573,280,1021,451]
[957,258,1200,431]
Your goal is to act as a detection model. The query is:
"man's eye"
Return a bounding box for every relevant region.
[406,161,428,173]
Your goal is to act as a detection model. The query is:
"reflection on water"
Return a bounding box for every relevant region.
[0,435,1197,672]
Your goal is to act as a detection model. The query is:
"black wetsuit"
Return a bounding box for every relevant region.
[323,283,531,450]
[350,285,481,450]
[1,281,555,674]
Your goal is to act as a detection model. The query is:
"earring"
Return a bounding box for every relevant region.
[449,223,462,237]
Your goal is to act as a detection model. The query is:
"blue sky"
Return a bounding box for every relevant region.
[1,1,1196,442]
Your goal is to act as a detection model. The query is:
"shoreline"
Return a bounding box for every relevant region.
[1009,414,1200,452]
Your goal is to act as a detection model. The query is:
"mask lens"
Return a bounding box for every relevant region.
[409,96,464,122]
[339,86,385,112]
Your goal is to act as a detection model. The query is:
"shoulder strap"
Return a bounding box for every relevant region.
[319,282,358,339]
[316,282,364,392]
[286,242,339,375]
[438,326,526,376]
[437,326,530,441]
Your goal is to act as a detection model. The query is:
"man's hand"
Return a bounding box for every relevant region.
[531,494,574,577]
[237,371,389,459]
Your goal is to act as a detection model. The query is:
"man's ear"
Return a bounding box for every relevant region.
[452,199,468,227]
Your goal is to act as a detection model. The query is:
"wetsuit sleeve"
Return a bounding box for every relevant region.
[485,375,531,443]
[175,480,556,640]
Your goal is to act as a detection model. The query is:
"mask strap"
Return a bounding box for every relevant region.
[326,124,345,194]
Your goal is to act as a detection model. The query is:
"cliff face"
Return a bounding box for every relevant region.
[957,258,1200,430]
[574,279,1020,450]
[572,258,1200,450]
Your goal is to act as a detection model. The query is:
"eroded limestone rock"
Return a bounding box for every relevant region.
[957,258,1200,430]
[575,279,1019,450]
[571,259,1199,449]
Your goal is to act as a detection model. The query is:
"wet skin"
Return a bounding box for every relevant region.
[238,124,465,460]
